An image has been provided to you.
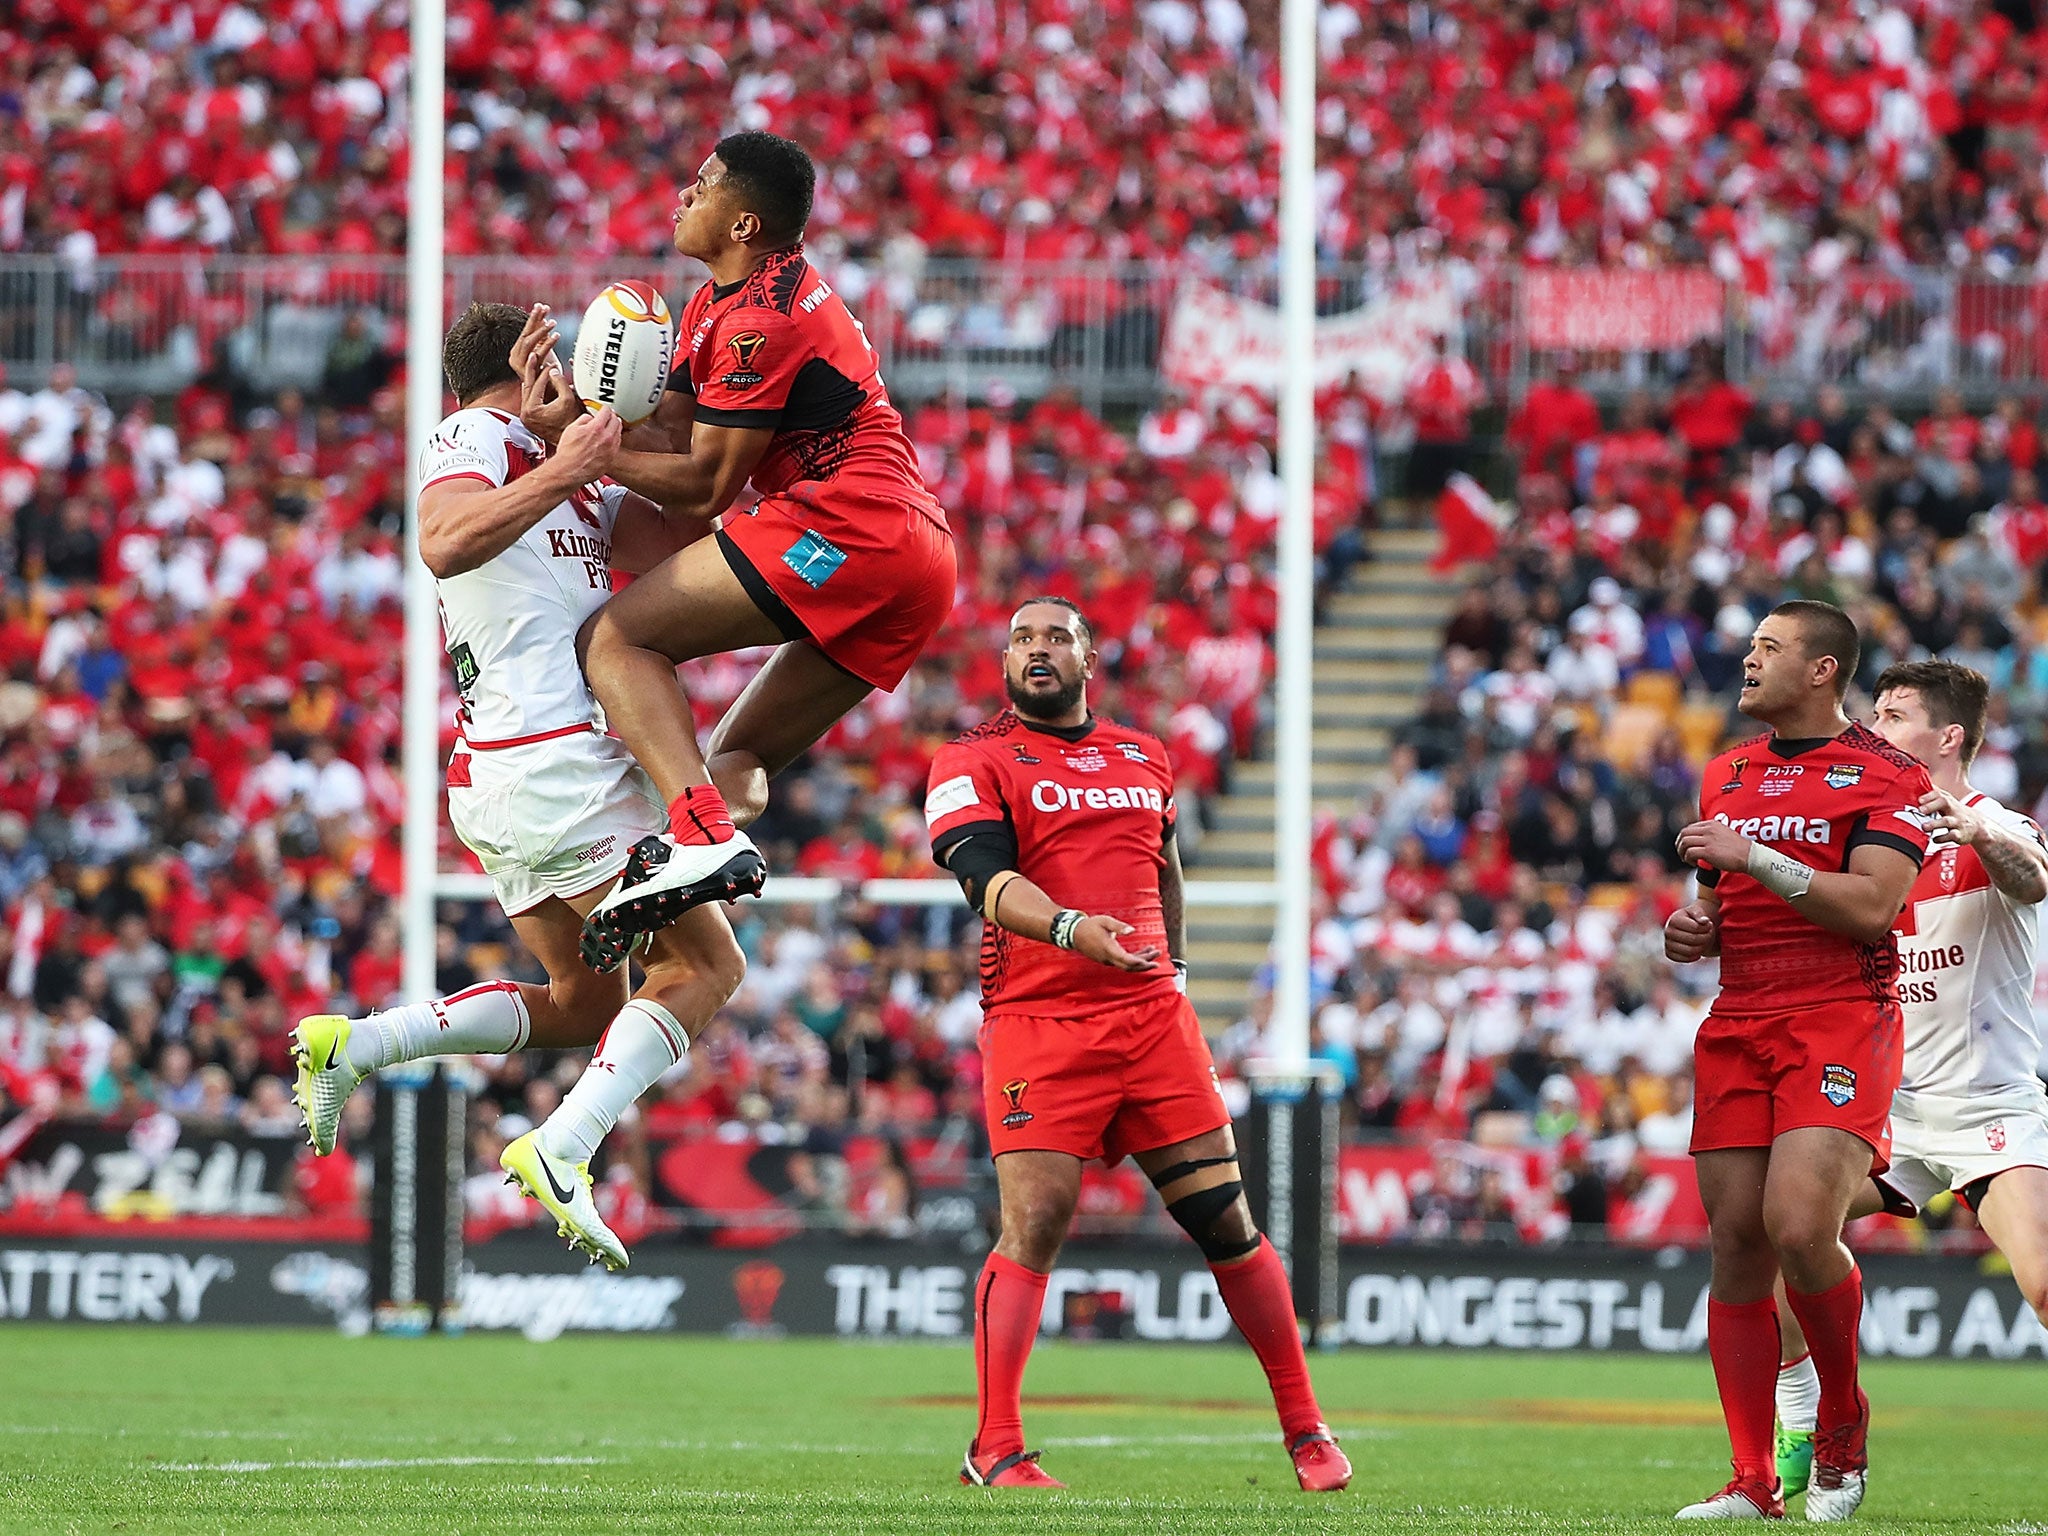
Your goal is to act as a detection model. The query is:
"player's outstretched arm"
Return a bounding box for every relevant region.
[417,408,622,578]
[609,491,716,575]
[938,839,1160,973]
[1918,788,2048,904]
[1676,819,1918,943]
[604,421,775,521]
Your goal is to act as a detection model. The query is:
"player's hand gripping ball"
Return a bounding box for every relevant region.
[572,280,675,424]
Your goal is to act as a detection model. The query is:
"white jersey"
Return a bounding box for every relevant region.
[1894,790,2048,1103]
[418,408,629,745]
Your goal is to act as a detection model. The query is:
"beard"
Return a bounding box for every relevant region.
[1006,670,1086,720]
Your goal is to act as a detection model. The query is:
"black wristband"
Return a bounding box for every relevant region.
[1049,909,1085,950]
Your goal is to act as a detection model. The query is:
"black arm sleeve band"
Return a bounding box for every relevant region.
[932,821,1018,910]
[1843,829,1926,867]
[1697,866,1721,888]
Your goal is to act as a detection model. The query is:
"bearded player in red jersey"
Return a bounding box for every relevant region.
[513,130,956,971]
[924,598,1350,1494]
[1665,601,1934,1522]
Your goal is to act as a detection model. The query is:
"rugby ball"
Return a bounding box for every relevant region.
[572,280,674,424]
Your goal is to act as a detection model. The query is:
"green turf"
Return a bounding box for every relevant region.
[2,1327,2044,1534]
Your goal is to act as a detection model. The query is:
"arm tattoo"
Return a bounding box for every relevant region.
[1160,836,1187,963]
[1977,831,2048,904]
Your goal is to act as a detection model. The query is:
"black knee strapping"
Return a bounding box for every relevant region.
[1148,1155,1236,1188]
[1165,1180,1259,1263]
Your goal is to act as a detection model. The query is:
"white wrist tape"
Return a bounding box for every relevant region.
[1746,840,1816,900]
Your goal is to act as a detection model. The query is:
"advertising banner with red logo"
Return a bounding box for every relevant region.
[1159,275,1459,403]
[1335,1145,1709,1246]
[1523,269,1726,352]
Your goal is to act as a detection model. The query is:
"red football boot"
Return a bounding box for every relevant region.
[960,1444,1066,1489]
[1289,1426,1353,1492]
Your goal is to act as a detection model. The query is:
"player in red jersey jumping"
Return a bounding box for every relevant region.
[924,597,1350,1494]
[513,130,956,970]
[1665,601,1934,1522]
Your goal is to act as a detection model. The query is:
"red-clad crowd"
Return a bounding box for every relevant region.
[0,351,1355,1204]
[6,0,2048,274]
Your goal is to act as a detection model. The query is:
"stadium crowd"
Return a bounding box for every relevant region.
[0,334,1345,1226]
[4,315,2046,1244]
[4,0,2048,277]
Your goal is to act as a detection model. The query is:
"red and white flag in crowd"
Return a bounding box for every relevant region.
[1430,473,1508,573]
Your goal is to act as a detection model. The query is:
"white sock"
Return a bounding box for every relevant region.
[1776,1352,1820,1433]
[346,981,532,1071]
[538,999,688,1165]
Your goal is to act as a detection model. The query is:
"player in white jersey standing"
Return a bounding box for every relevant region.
[1774,659,2048,1502]
[290,302,747,1270]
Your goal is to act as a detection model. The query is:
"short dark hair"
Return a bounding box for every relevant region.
[714,131,814,243]
[1874,658,1990,764]
[1770,600,1860,697]
[442,301,526,405]
[1011,595,1092,648]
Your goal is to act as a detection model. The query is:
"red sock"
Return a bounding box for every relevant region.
[972,1252,1047,1460]
[667,784,734,847]
[1211,1237,1324,1441]
[1707,1295,1782,1485]
[1784,1267,1864,1434]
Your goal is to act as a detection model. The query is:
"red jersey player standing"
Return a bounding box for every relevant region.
[1666,601,1933,1521]
[924,597,1350,1493]
[513,130,956,971]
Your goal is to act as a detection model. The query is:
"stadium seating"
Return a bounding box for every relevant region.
[5,1,2047,271]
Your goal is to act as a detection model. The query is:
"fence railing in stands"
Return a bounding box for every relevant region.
[0,256,2042,409]
[432,873,1276,907]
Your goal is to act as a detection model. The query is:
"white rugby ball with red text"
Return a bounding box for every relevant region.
[572,280,674,424]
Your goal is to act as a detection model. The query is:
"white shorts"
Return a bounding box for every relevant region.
[447,727,665,917]
[1879,1086,2048,1209]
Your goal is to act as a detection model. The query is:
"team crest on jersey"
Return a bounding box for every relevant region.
[1064,747,1107,774]
[1819,1063,1857,1107]
[1010,744,1042,765]
[722,330,767,388]
[1987,1121,2008,1152]
[1940,846,1960,891]
[1722,756,1748,794]
[1000,1079,1032,1129]
[1825,763,1865,790]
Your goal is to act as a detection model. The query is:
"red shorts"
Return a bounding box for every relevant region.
[980,994,1230,1165]
[717,480,955,692]
[1690,1000,1904,1170]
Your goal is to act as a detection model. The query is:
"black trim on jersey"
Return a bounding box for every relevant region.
[695,403,783,428]
[665,367,696,397]
[1768,734,1840,759]
[1016,715,1098,743]
[781,357,867,432]
[710,276,748,302]
[716,528,811,643]
[1844,828,1927,867]
[1697,867,1722,888]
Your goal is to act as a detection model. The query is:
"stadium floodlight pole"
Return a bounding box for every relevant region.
[1270,0,1316,1074]
[401,0,447,1001]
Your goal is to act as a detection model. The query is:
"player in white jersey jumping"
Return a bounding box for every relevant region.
[290,302,747,1271]
[1773,659,2048,1503]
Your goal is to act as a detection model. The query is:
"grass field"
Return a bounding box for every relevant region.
[2,1328,2044,1535]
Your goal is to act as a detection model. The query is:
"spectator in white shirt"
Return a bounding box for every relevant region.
[1568,576,1645,669]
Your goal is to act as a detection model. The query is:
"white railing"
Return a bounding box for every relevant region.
[9,254,2034,410]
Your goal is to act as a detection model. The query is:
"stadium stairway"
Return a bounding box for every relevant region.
[1184,526,1448,1028]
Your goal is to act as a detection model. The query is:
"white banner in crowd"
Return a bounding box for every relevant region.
[1158,275,1459,402]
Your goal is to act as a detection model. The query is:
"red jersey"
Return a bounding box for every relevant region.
[925,710,1178,1018]
[1698,724,1933,1013]
[669,245,942,524]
